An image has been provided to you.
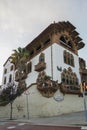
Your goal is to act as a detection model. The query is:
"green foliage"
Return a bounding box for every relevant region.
[10,47,29,68]
[0,83,17,106]
[44,75,51,81]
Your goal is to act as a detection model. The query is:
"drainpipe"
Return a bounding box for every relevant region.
[51,45,53,80]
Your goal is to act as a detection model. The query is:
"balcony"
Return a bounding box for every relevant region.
[79,68,87,74]
[35,62,46,72]
[15,72,27,81]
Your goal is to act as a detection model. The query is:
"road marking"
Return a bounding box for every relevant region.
[81,126,87,130]
[18,123,26,126]
[7,126,16,129]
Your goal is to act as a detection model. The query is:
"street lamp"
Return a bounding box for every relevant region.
[24,90,29,119]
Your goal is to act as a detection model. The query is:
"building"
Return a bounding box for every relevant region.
[1,21,87,118]
[2,58,15,88]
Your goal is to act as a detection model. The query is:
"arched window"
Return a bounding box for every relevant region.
[10,65,14,71]
[63,50,74,67]
[4,68,7,74]
[60,35,73,48]
[60,36,66,43]
[15,71,19,81]
[70,77,72,85]
[64,50,67,63]
[67,41,73,48]
[39,53,45,63]
[9,74,12,83]
[61,67,78,86]
[66,75,69,84]
[79,58,86,70]
[26,62,32,73]
[71,54,74,66]
[4,77,6,84]
[67,52,70,65]
[61,74,65,83]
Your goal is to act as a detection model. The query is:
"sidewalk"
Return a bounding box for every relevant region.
[25,111,87,126]
[0,111,87,126]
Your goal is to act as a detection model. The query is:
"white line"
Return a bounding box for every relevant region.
[18,123,26,126]
[81,126,87,130]
[7,126,16,129]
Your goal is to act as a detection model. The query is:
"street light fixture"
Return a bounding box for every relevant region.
[24,90,29,119]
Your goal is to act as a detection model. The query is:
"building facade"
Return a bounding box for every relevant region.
[2,58,15,88]
[1,21,87,118]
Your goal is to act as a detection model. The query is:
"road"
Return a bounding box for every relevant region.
[0,111,87,130]
[0,122,83,130]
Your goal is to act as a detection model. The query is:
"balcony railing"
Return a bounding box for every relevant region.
[35,62,46,72]
[15,72,27,81]
[79,68,87,74]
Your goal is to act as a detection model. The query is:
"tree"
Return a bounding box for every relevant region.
[10,47,30,94]
[10,47,29,69]
[0,82,17,119]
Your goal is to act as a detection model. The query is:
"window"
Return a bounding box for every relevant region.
[4,68,7,74]
[71,55,74,66]
[4,77,6,84]
[61,74,65,83]
[79,58,86,69]
[26,62,32,74]
[67,41,72,48]
[10,65,14,71]
[63,50,74,67]
[60,35,73,49]
[9,74,12,83]
[64,51,67,63]
[61,67,78,86]
[39,53,45,63]
[60,36,66,43]
[35,53,46,72]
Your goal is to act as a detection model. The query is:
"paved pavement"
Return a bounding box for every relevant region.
[0,122,81,130]
[0,111,87,126]
[32,111,87,126]
[15,111,87,126]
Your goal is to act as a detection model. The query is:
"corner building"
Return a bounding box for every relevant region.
[1,21,87,118]
[25,21,86,90]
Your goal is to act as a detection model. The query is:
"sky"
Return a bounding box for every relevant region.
[0,0,87,84]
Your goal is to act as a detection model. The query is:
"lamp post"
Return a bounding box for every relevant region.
[24,90,29,119]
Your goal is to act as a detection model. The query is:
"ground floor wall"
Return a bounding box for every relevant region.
[0,85,87,119]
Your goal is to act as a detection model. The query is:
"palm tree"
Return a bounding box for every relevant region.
[10,47,30,86]
[10,47,29,69]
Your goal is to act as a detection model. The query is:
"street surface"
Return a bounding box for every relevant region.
[0,111,87,130]
[0,122,81,130]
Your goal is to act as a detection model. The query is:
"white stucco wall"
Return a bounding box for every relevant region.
[2,60,15,89]
[52,43,81,83]
[26,46,52,87]
[0,85,86,119]
[26,43,81,87]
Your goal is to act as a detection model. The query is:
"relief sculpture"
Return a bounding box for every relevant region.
[36,71,59,98]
